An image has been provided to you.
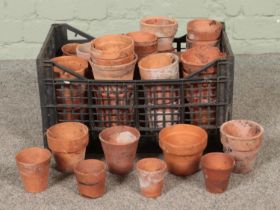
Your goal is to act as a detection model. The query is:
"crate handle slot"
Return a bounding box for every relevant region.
[50,60,88,81]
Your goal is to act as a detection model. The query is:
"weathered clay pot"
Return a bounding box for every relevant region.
[187,19,222,41]
[46,122,89,173]
[51,56,88,79]
[74,159,106,198]
[220,120,264,174]
[92,53,135,66]
[140,16,178,52]
[91,34,134,60]
[76,42,91,61]
[61,43,79,56]
[159,124,208,176]
[136,158,167,198]
[201,152,234,193]
[186,37,219,48]
[127,31,157,59]
[16,147,51,192]
[181,46,224,76]
[90,54,137,80]
[99,126,140,175]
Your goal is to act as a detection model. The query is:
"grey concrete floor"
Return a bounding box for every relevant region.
[0,54,280,209]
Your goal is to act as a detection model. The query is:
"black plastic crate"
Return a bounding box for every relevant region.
[36,23,234,154]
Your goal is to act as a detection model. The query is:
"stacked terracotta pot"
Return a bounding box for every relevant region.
[187,19,222,48]
[138,53,180,128]
[220,120,264,174]
[46,122,89,173]
[140,16,178,52]
[181,45,224,126]
[89,34,137,126]
[159,124,208,176]
[51,56,88,121]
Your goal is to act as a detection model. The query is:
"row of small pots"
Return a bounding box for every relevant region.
[16,119,264,196]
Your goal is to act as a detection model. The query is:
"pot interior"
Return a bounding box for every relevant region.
[48,122,87,140]
[127,31,157,43]
[16,147,50,165]
[139,53,174,69]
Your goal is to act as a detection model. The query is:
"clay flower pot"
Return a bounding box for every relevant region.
[159,124,208,176]
[76,42,91,61]
[187,19,222,41]
[220,120,264,174]
[136,158,167,198]
[51,56,88,79]
[127,31,157,59]
[90,54,138,80]
[74,159,106,198]
[201,152,234,194]
[61,43,79,56]
[46,122,89,173]
[99,126,140,175]
[92,53,135,66]
[15,147,51,192]
[140,16,178,52]
[186,37,219,48]
[91,34,134,60]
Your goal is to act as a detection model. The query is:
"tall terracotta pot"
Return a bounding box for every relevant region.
[159,124,208,176]
[16,147,51,192]
[99,126,140,175]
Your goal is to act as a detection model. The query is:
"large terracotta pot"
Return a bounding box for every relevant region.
[159,124,208,176]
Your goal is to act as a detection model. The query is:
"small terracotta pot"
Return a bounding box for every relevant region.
[220,120,264,174]
[127,31,157,59]
[181,46,224,76]
[46,122,89,172]
[91,34,134,60]
[139,53,179,80]
[15,147,51,192]
[61,43,79,56]
[136,158,167,198]
[201,152,234,193]
[92,53,134,66]
[76,42,91,61]
[186,37,219,48]
[99,126,140,175]
[187,19,222,41]
[51,56,88,79]
[74,159,106,198]
[159,124,207,176]
[90,54,138,80]
[140,16,178,52]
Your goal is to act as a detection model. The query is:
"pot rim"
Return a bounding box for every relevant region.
[140,16,178,28]
[51,55,88,74]
[61,43,79,55]
[127,31,158,44]
[99,125,140,146]
[220,119,264,141]
[16,147,51,167]
[201,152,235,171]
[159,124,208,150]
[136,158,167,174]
[138,53,178,72]
[74,159,107,176]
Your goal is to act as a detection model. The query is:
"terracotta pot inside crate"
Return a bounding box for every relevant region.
[76,42,91,61]
[61,43,79,56]
[186,37,219,48]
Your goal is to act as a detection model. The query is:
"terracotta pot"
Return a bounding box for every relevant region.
[159,124,208,176]
[186,37,219,48]
[74,159,106,198]
[91,34,134,60]
[15,147,51,192]
[57,108,88,121]
[76,42,91,61]
[61,43,79,56]
[220,120,264,174]
[139,53,179,80]
[140,16,178,52]
[147,107,179,128]
[46,122,89,172]
[51,56,88,79]
[189,106,216,126]
[90,54,137,80]
[181,46,224,76]
[201,152,234,193]
[99,126,140,175]
[187,19,222,41]
[127,31,158,59]
[92,53,135,66]
[136,158,167,198]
